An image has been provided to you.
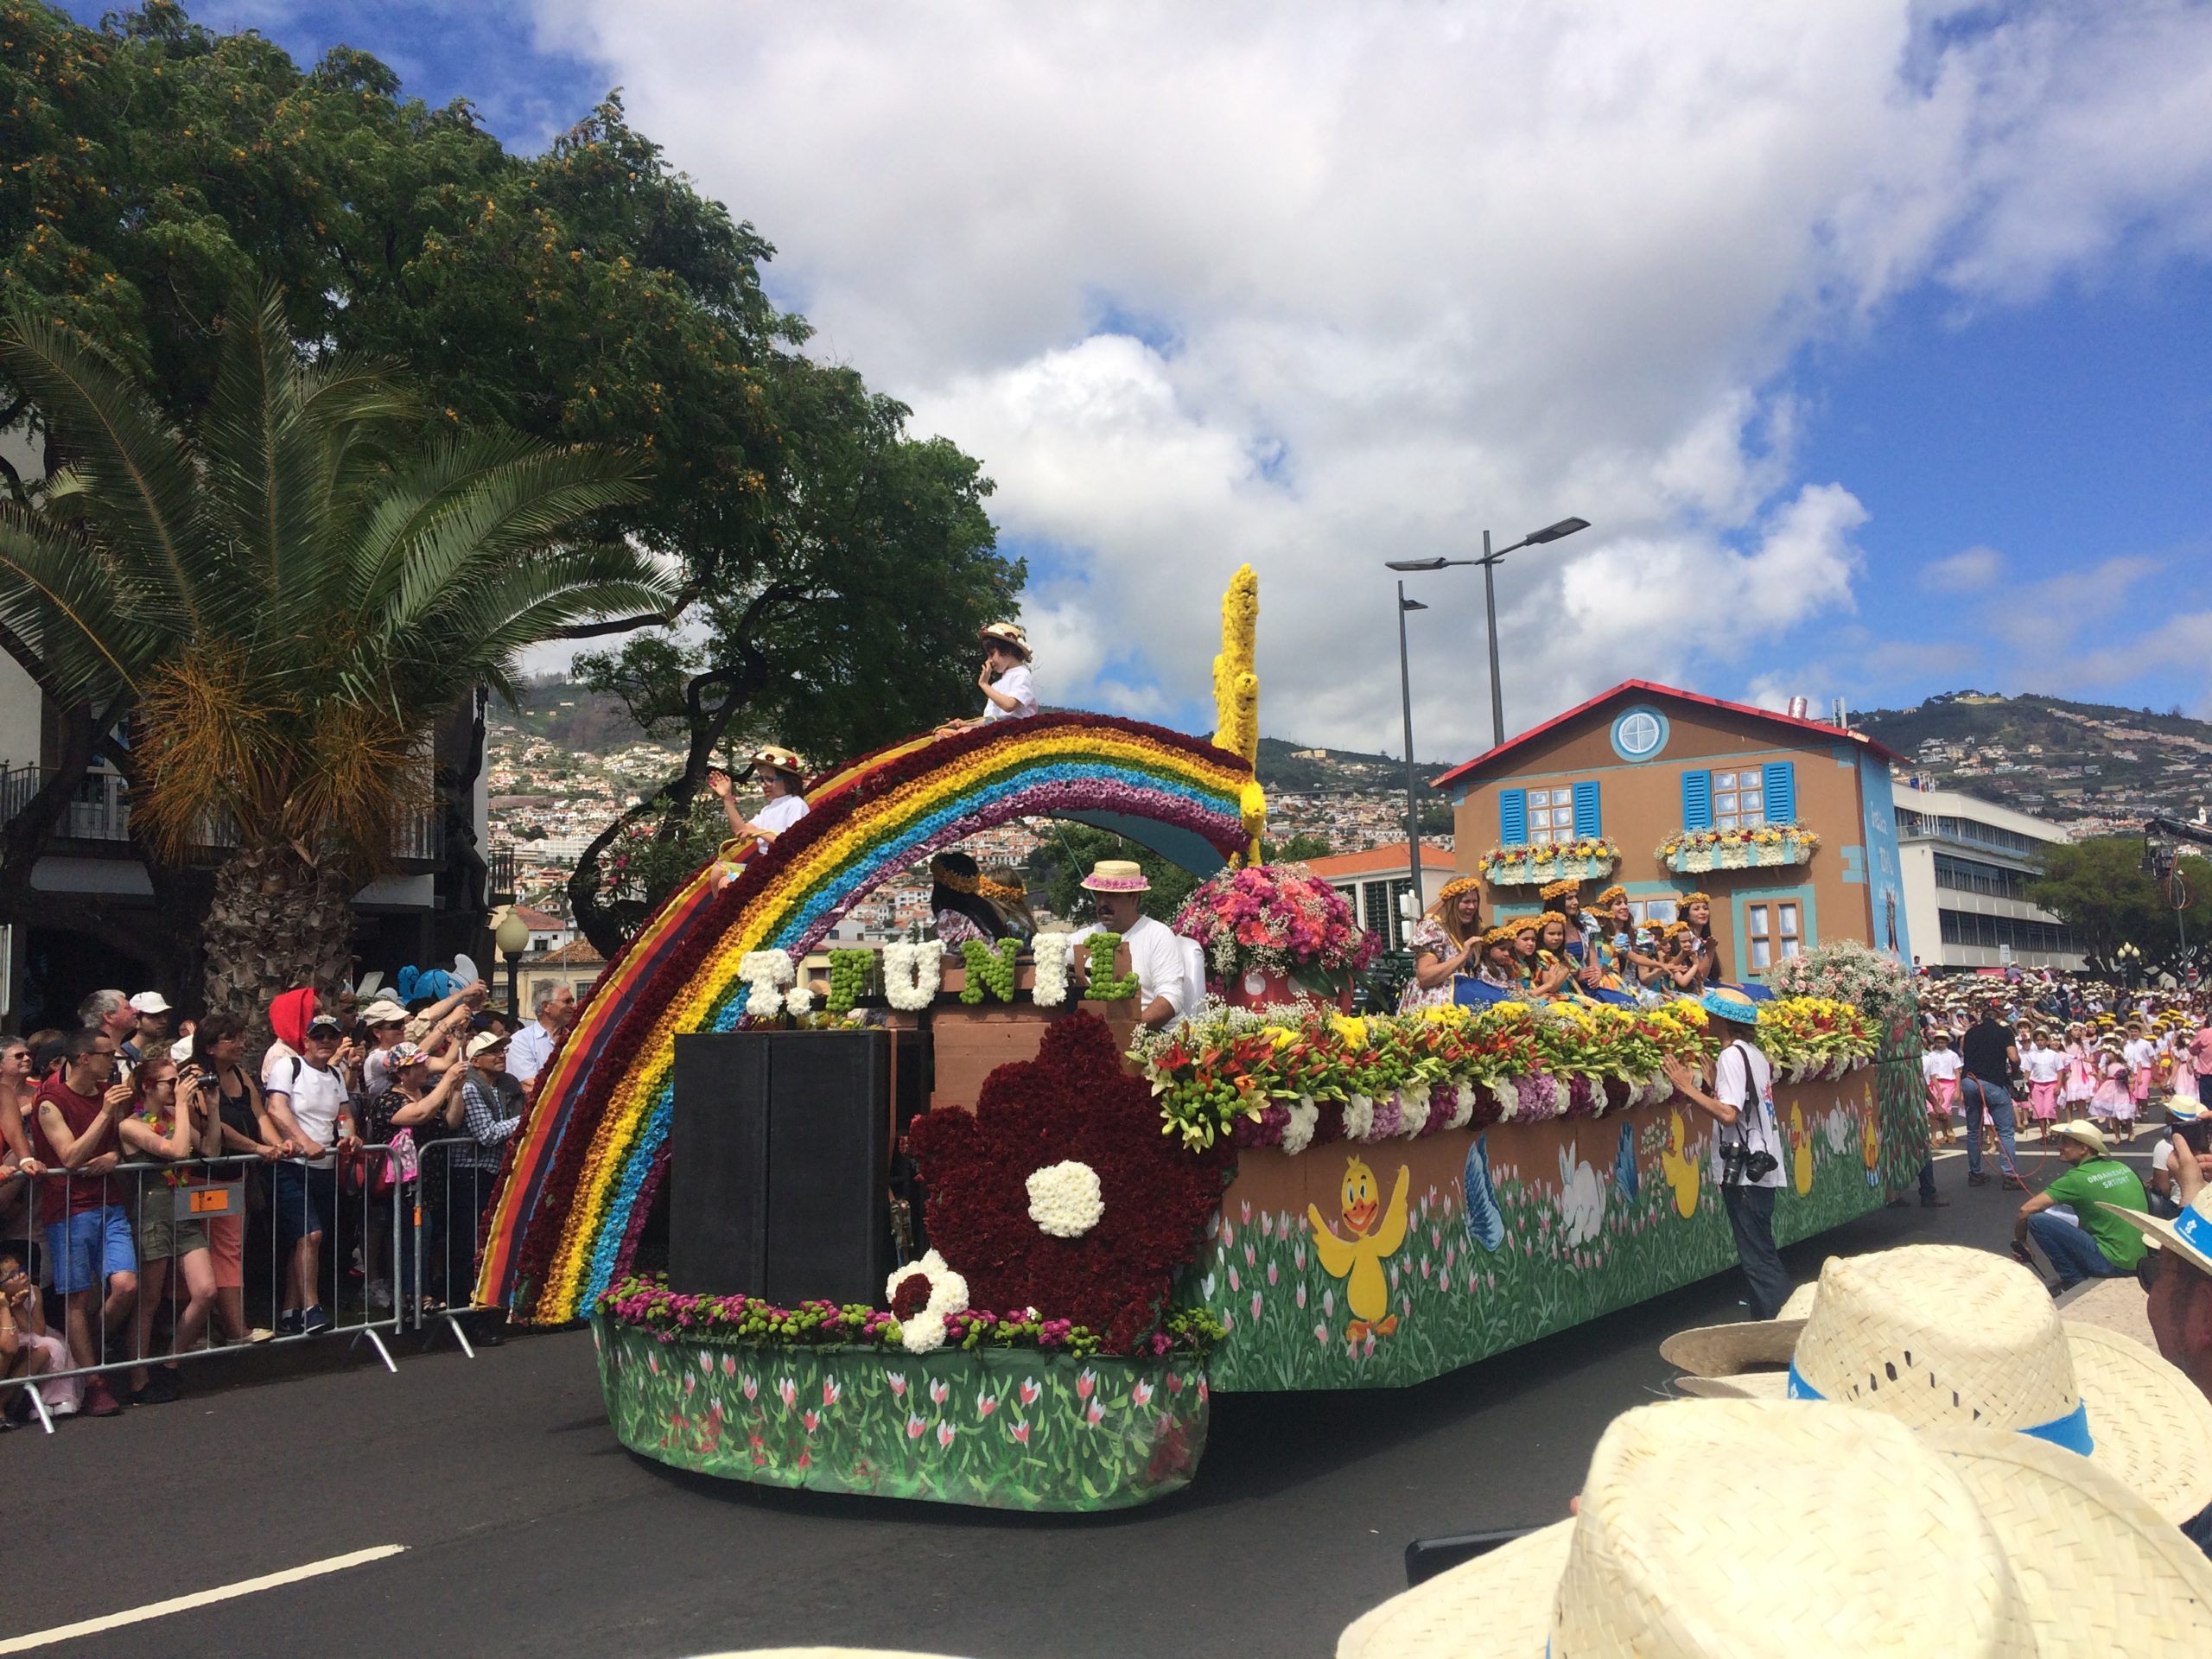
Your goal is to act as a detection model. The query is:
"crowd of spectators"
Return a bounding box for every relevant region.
[0,973,578,1426]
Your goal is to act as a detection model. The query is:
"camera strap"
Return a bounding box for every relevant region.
[1725,1041,1770,1163]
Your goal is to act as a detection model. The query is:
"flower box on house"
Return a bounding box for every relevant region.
[1657,824,1820,874]
[1473,841,1622,887]
[594,1319,1209,1510]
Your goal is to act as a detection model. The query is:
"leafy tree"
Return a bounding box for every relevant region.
[2026,836,2208,976]
[1262,832,1337,863]
[0,2,1022,956]
[0,292,668,1033]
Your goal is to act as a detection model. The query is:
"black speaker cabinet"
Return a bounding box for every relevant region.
[670,1030,893,1307]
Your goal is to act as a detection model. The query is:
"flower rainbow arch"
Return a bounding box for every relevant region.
[474,713,1258,1325]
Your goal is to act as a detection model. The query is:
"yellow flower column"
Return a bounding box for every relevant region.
[1211,563,1265,861]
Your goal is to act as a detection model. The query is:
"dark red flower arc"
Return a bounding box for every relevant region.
[907,1013,1234,1354]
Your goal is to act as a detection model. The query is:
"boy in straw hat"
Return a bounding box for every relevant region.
[1336,1396,2212,1658]
[1659,1243,2212,1530]
[1069,859,1193,1033]
[941,622,1037,731]
[706,744,810,859]
[1659,988,1793,1318]
[2013,1120,2148,1291]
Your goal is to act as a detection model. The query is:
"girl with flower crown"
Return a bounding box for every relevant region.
[929,851,1023,950]
[1677,893,1725,983]
[1400,877,1485,1012]
[1529,912,1577,1001]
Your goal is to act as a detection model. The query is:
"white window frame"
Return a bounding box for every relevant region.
[1524,785,1581,846]
[1712,769,1767,831]
[1745,900,1802,970]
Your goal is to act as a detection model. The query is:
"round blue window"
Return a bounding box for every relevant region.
[1611,707,1668,761]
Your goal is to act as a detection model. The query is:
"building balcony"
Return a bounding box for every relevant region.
[1656,824,1819,875]
[0,764,443,865]
[1473,839,1622,887]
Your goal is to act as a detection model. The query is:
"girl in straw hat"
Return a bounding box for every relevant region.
[706,746,810,861]
[2060,1020,2096,1112]
[1921,1028,1961,1147]
[2089,1039,2132,1137]
[1400,876,1484,1013]
[941,623,1036,732]
[1337,1395,2212,1658]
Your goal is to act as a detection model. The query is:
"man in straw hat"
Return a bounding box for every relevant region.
[2012,1120,2147,1291]
[1071,860,1193,1033]
[1658,987,1793,1318]
[1337,1396,2212,1658]
[1660,1243,2212,1532]
[706,745,811,859]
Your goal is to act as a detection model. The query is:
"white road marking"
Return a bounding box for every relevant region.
[0,1545,407,1653]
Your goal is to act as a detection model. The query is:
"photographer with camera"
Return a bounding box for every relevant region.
[1662,987,1792,1318]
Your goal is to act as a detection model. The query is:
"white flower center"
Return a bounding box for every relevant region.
[1025,1160,1105,1238]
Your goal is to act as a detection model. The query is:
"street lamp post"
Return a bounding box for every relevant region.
[494,906,530,1019]
[1395,582,1430,918]
[1388,515,1591,750]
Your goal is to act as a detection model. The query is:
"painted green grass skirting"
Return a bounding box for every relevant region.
[594,1319,1210,1510]
[1193,1029,1927,1392]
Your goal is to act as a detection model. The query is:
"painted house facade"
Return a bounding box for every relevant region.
[1431,682,1910,982]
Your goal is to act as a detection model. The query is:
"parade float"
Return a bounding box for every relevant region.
[477,568,1927,1511]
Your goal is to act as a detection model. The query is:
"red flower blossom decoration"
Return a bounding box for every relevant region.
[908,1013,1234,1353]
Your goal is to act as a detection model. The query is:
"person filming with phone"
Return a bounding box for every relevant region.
[1662,988,1793,1318]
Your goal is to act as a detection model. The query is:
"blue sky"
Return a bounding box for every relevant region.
[62,3,2212,755]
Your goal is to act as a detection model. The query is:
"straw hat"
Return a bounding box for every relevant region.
[1698,986,1759,1027]
[2048,1119,2110,1156]
[977,621,1032,660]
[2100,1176,2212,1284]
[745,744,806,782]
[1658,1244,2212,1524]
[1336,1399,2212,1659]
[1079,859,1149,893]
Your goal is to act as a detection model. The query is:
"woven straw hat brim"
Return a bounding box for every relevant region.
[1656,1314,1807,1376]
[2100,1201,2212,1279]
[1674,1325,2212,1524]
[1336,1522,1570,1659]
[1922,1425,2212,1656]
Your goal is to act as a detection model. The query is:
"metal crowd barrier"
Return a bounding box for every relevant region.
[1,1146,404,1434]
[408,1135,506,1358]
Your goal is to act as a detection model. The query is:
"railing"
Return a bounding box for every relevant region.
[0,764,442,861]
[486,848,517,902]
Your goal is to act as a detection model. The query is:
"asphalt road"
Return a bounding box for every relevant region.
[9,1140,2148,1659]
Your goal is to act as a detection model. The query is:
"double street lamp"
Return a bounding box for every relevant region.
[1386,516,1591,916]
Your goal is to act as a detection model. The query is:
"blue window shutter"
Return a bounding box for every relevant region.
[1762,760,1797,825]
[1499,788,1529,846]
[1572,779,1602,840]
[1681,770,1712,830]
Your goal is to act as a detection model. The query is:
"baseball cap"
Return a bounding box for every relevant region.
[306,1013,344,1037]
[384,1041,427,1069]
[129,991,173,1014]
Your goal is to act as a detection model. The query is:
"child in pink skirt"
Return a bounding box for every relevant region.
[2061,1022,2097,1112]
[2090,1040,2133,1138]
[2020,1027,2063,1139]
[1921,1029,1961,1146]
[2122,1020,2154,1141]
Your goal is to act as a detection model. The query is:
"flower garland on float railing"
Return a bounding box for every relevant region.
[1129,994,1878,1155]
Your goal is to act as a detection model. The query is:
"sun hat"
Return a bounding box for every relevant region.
[168,1036,194,1064]
[977,621,1032,660]
[2100,1175,2212,1287]
[2165,1096,2209,1122]
[2049,1119,2110,1156]
[742,744,805,782]
[359,999,410,1026]
[1698,986,1759,1027]
[128,990,173,1014]
[1079,859,1149,893]
[1335,1398,2212,1659]
[1657,1243,2212,1524]
[465,1031,510,1059]
[385,1042,427,1070]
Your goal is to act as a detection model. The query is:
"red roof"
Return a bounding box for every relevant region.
[1301,842,1460,877]
[1430,680,1902,790]
[531,938,605,967]
[511,904,564,929]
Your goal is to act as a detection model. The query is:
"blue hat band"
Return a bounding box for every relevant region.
[1787,1361,2093,1456]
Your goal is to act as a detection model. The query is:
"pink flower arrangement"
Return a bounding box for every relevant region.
[1173,863,1380,982]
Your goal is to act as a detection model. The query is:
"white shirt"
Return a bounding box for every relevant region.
[1710,1039,1785,1189]
[981,662,1037,722]
[1922,1049,1961,1084]
[1071,914,1193,1026]
[2022,1046,2063,1084]
[2124,1037,2156,1072]
[752,791,809,855]
[269,1055,349,1168]
[507,1018,559,1085]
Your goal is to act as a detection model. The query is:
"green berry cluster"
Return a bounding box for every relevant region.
[958,937,1020,1004]
[825,948,874,1013]
[1083,931,1141,1001]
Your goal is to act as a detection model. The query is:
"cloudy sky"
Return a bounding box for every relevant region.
[102,2,2212,759]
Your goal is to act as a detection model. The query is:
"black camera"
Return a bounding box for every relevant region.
[1720,1139,1779,1183]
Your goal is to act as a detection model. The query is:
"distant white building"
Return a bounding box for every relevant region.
[1894,785,2083,971]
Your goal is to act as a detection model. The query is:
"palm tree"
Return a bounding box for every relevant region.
[0,290,673,1027]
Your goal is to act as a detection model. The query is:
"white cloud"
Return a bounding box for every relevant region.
[1920,546,2005,593]
[533,0,2212,755]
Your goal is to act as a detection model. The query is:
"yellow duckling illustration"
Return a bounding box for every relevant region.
[1308,1155,1410,1341]
[1660,1108,1700,1218]
[1789,1102,1815,1195]
[1860,1085,1882,1186]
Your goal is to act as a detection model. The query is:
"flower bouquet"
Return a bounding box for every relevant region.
[1475,837,1621,887]
[1656,823,1819,874]
[1171,863,1378,1008]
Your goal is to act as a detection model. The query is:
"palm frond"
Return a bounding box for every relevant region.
[0,311,213,637]
[0,508,165,705]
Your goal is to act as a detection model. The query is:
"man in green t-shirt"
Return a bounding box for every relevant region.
[2014,1121,2148,1290]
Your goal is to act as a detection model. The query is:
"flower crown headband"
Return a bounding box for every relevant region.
[935,867,1027,904]
[1436,874,1484,906]
[1677,891,1712,908]
[1535,910,1569,932]
[1539,877,1581,901]
[1594,885,1628,907]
